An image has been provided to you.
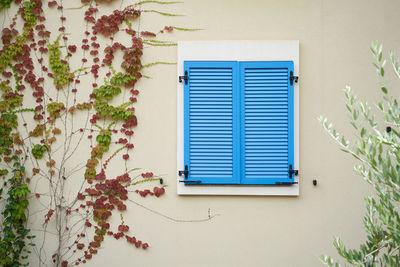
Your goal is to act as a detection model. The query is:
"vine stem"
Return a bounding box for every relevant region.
[127,199,220,223]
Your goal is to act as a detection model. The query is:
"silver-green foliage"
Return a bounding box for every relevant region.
[320,43,400,267]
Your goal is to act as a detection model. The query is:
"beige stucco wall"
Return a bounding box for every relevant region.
[120,1,397,266]
[3,0,400,266]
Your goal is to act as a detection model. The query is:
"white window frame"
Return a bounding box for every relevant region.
[177,40,299,196]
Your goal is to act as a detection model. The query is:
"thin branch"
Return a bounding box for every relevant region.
[127,198,220,223]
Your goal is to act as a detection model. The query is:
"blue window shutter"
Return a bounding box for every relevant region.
[184,61,240,184]
[239,61,294,185]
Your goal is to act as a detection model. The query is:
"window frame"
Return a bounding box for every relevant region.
[177,40,299,196]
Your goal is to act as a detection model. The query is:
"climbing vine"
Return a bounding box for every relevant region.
[0,0,16,10]
[0,0,204,266]
[0,78,35,266]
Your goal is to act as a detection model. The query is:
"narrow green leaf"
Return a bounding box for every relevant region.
[172,26,203,31]
[143,9,183,16]
[346,104,352,113]
[361,128,366,138]
[141,61,176,68]
[353,109,359,120]
[341,136,348,147]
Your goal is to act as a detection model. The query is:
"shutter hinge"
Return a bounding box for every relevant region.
[179,180,202,184]
[289,71,298,86]
[178,165,189,179]
[179,71,188,85]
[275,181,299,185]
[178,165,202,184]
[274,165,298,185]
[289,164,298,179]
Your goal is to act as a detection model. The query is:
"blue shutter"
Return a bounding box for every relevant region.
[240,61,294,185]
[184,61,240,184]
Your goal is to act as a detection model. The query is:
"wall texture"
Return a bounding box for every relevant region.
[3,0,400,266]
[116,1,398,266]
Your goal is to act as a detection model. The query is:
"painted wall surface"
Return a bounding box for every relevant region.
[3,0,400,266]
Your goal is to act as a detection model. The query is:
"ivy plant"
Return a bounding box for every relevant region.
[0,0,202,266]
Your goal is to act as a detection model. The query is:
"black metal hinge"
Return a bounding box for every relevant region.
[179,180,202,184]
[288,164,298,179]
[289,71,298,86]
[178,165,189,179]
[275,181,299,185]
[179,71,188,85]
[275,165,298,185]
[178,165,202,184]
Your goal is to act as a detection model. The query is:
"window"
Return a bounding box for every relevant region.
[183,60,294,185]
[177,41,299,195]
